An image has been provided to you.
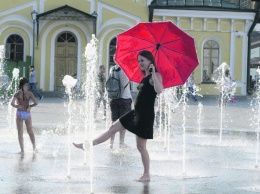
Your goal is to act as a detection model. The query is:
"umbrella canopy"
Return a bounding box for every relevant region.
[114,21,199,89]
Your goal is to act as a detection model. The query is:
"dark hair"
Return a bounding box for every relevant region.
[138,50,158,75]
[19,77,29,101]
[99,65,105,70]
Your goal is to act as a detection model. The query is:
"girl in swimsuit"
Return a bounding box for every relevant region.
[11,77,38,154]
[73,50,163,182]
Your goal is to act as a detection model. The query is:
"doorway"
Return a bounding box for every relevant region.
[55,32,77,91]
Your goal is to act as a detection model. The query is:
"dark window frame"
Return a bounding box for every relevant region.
[109,37,117,71]
[5,34,24,61]
[202,40,219,83]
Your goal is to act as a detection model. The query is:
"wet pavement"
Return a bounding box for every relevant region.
[1,96,260,194]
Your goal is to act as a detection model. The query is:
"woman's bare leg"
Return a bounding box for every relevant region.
[109,134,115,148]
[25,117,36,151]
[73,119,125,149]
[119,129,127,148]
[109,121,116,148]
[136,136,150,182]
[16,118,24,153]
[109,123,127,149]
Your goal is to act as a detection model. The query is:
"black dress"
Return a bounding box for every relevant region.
[119,74,157,139]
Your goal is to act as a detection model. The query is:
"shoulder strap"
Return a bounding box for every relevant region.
[113,66,121,72]
[123,82,129,89]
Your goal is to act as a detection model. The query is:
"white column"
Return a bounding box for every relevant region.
[177,17,180,27]
[90,0,96,14]
[191,18,194,30]
[162,16,166,21]
[203,18,207,31]
[217,19,220,31]
[230,31,235,79]
[241,32,248,95]
[231,19,234,32]
[40,0,44,13]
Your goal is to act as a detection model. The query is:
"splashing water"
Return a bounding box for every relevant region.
[84,34,99,194]
[105,92,109,130]
[62,75,77,178]
[162,87,178,155]
[213,62,237,143]
[155,94,163,138]
[197,102,203,134]
[158,84,190,172]
[0,45,4,71]
[0,46,11,105]
[8,68,20,132]
[251,68,260,168]
[12,68,19,78]
[180,84,188,175]
[186,73,203,102]
[63,75,77,95]
[0,45,5,103]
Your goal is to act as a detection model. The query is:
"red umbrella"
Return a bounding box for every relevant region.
[114,21,199,89]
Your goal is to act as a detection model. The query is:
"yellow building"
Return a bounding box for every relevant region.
[0,0,258,95]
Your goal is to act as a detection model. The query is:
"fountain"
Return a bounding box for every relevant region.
[0,46,20,132]
[159,87,178,154]
[214,62,237,143]
[251,67,260,168]
[7,68,20,132]
[0,45,4,79]
[155,80,206,175]
[0,45,4,74]
[83,34,99,194]
[62,75,77,178]
[0,46,11,105]
[179,84,189,175]
[197,102,203,134]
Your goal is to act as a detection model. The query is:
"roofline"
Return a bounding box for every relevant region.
[149,5,257,12]
[149,5,257,21]
[36,4,96,20]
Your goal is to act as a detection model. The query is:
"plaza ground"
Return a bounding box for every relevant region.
[0,95,260,194]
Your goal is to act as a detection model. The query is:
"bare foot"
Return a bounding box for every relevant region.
[134,174,150,182]
[72,142,84,150]
[17,151,24,158]
[119,143,128,148]
[17,151,24,155]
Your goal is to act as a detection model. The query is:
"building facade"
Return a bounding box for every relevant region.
[0,0,258,95]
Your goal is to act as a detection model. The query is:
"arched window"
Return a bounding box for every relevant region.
[203,40,219,82]
[6,34,24,61]
[109,38,117,70]
[57,32,76,43]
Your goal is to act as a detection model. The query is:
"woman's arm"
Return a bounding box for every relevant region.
[10,94,21,109]
[29,92,38,108]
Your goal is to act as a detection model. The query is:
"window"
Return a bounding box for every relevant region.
[57,32,76,43]
[6,34,24,61]
[203,40,219,82]
[109,37,117,70]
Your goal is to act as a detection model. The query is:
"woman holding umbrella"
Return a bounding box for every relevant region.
[73,50,163,182]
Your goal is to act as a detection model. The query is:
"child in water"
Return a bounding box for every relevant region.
[11,77,38,154]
